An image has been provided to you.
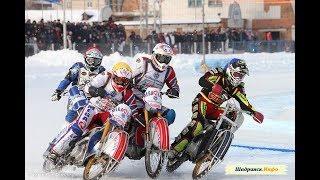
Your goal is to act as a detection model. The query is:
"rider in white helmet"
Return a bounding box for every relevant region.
[131,43,180,126]
[51,47,105,123]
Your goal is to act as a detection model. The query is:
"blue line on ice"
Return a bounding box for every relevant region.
[231,144,295,152]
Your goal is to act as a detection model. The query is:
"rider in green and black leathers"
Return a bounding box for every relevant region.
[168,58,264,160]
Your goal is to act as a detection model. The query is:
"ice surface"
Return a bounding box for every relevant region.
[25,50,295,179]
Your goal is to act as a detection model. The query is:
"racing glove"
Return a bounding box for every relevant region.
[166,89,179,98]
[51,90,62,101]
[252,111,264,124]
[88,86,106,98]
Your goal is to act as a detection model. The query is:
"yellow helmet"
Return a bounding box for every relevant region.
[112,61,132,79]
[111,61,133,92]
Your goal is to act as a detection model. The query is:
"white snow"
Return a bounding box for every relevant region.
[25,50,295,179]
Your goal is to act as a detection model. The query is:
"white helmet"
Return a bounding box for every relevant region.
[151,43,173,71]
[110,103,132,128]
[224,58,249,87]
[111,61,133,92]
[84,47,103,70]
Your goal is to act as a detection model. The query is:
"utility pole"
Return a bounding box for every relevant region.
[139,0,143,37]
[200,0,209,73]
[145,0,149,36]
[63,0,67,49]
[41,0,44,19]
[97,0,100,21]
[71,0,73,22]
[153,0,156,32]
[159,0,162,33]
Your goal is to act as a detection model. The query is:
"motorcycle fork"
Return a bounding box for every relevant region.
[144,109,161,149]
[95,119,111,157]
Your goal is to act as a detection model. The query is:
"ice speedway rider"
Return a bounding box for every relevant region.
[51,46,105,123]
[44,61,141,162]
[123,43,180,159]
[131,43,180,125]
[167,58,264,161]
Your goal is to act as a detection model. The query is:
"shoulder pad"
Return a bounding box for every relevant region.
[69,62,83,74]
[136,56,150,63]
[74,62,85,68]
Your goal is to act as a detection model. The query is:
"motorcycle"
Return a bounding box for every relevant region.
[166,99,244,179]
[43,95,119,173]
[125,87,170,178]
[83,108,130,180]
[42,124,104,173]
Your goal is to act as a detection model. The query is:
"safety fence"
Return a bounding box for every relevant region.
[25,40,295,57]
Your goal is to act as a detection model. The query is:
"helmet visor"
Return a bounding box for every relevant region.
[86,57,102,67]
[232,71,245,79]
[113,76,130,86]
[155,54,172,64]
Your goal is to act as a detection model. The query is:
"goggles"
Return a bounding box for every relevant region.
[155,54,172,64]
[113,76,130,86]
[232,71,246,80]
[86,57,102,67]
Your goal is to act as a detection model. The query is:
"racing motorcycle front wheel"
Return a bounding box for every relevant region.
[145,147,165,179]
[83,155,109,180]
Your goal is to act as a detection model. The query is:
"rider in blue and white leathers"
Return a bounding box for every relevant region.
[51,47,105,123]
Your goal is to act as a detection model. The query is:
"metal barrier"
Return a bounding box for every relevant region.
[25,40,295,57]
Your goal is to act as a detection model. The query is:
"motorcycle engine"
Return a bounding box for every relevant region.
[68,143,86,166]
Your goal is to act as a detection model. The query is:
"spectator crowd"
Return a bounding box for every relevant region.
[27,18,283,56]
[25,17,126,54]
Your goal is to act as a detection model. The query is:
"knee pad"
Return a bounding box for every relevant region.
[164,109,176,125]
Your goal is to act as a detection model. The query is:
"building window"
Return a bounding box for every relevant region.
[208,0,222,7]
[87,1,93,8]
[188,0,203,7]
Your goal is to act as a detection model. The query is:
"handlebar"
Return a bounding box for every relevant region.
[160,91,179,99]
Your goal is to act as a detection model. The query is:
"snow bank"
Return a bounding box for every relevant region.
[26,50,295,74]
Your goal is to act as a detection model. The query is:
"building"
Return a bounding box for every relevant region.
[25,0,295,40]
[111,0,294,40]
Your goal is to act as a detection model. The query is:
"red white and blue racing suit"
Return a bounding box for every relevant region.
[48,71,139,156]
[55,62,105,122]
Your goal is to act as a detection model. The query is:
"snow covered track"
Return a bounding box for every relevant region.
[26,50,294,179]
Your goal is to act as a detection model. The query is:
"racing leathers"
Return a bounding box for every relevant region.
[48,71,139,157]
[131,55,180,125]
[52,62,105,123]
[170,67,262,155]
